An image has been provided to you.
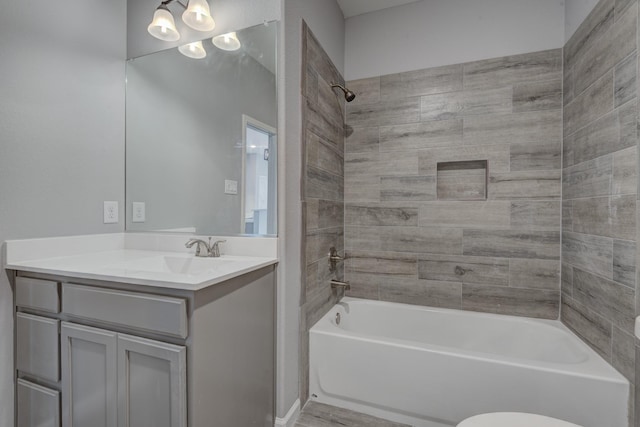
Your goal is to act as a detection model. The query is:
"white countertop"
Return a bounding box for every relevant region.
[4,233,279,291]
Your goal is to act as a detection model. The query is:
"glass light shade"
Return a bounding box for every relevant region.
[178,41,206,59]
[182,0,215,32]
[148,7,180,41]
[212,32,241,51]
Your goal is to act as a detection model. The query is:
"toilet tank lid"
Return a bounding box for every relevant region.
[457,413,582,427]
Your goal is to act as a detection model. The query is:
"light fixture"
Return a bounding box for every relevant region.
[148,0,215,42]
[179,41,206,59]
[147,4,180,42]
[182,0,215,32]
[212,32,241,51]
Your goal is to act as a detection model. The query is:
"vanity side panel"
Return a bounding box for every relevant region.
[189,266,275,427]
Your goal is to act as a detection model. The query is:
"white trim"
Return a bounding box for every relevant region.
[274,399,300,427]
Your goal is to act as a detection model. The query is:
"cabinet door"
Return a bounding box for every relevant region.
[117,334,186,427]
[61,322,117,427]
[17,379,60,427]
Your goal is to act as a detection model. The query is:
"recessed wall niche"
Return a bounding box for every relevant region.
[436,160,488,201]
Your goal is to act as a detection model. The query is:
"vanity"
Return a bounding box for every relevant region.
[5,233,278,427]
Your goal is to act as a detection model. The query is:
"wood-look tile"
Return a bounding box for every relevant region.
[464,49,562,89]
[345,203,418,226]
[346,76,380,106]
[562,263,574,296]
[563,200,573,231]
[573,267,635,332]
[420,87,512,121]
[563,101,637,167]
[436,162,487,200]
[345,126,379,154]
[463,229,560,260]
[380,64,463,99]
[462,284,559,319]
[488,171,561,200]
[345,151,419,177]
[513,79,562,112]
[418,201,510,228]
[612,326,636,382]
[344,274,380,300]
[573,2,637,94]
[379,120,463,152]
[305,227,344,264]
[613,239,636,288]
[380,176,436,201]
[306,166,343,201]
[344,174,380,203]
[614,52,637,107]
[511,201,561,230]
[418,144,510,175]
[562,154,613,199]
[564,66,575,107]
[463,110,562,146]
[304,98,343,147]
[345,226,462,255]
[572,195,636,239]
[564,71,614,137]
[510,139,562,171]
[345,250,417,277]
[317,74,346,130]
[418,254,509,286]
[304,64,318,103]
[347,97,421,128]
[613,146,637,195]
[305,199,344,231]
[509,259,560,290]
[562,231,614,279]
[561,295,612,359]
[615,0,636,18]
[307,131,344,177]
[378,278,462,310]
[564,0,615,70]
[305,26,343,89]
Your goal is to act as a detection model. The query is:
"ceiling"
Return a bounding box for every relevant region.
[337,0,423,18]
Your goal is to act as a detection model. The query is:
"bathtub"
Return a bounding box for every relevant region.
[309,298,628,427]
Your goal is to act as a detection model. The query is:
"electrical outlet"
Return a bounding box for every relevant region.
[103,201,119,224]
[132,202,146,223]
[224,180,238,195]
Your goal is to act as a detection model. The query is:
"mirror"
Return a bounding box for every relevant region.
[126,21,277,236]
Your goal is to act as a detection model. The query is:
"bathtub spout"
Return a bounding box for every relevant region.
[330,280,350,291]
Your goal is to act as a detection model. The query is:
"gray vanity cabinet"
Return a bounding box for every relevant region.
[60,322,118,427]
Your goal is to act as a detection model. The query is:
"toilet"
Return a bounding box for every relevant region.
[458,412,583,427]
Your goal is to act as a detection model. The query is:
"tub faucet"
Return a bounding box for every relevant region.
[185,237,226,257]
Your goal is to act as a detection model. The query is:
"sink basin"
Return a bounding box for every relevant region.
[105,255,237,277]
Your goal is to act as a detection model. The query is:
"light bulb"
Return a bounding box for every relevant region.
[147,6,180,41]
[212,32,241,51]
[178,41,207,59]
[182,0,215,32]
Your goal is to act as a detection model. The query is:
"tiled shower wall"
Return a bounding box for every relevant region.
[560,0,639,423]
[343,50,563,319]
[299,22,345,404]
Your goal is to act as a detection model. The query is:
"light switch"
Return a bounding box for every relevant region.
[225,180,238,195]
[103,201,119,224]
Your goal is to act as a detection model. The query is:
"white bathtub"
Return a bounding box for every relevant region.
[309,298,629,427]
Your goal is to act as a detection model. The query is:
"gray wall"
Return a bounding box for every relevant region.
[126,43,276,235]
[560,0,639,424]
[344,0,565,80]
[279,0,345,418]
[0,0,127,425]
[343,49,563,319]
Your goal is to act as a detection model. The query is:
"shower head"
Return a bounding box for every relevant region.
[331,83,356,102]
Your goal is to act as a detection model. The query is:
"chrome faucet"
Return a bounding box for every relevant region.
[185,237,226,257]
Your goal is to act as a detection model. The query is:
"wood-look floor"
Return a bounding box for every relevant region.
[294,402,411,427]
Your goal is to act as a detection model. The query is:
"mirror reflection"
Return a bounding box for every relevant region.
[126,21,277,236]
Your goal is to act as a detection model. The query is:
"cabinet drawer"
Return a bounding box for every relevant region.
[17,379,60,427]
[16,277,60,313]
[62,283,188,338]
[16,313,60,381]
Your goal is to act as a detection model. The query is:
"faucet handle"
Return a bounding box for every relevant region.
[211,239,226,257]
